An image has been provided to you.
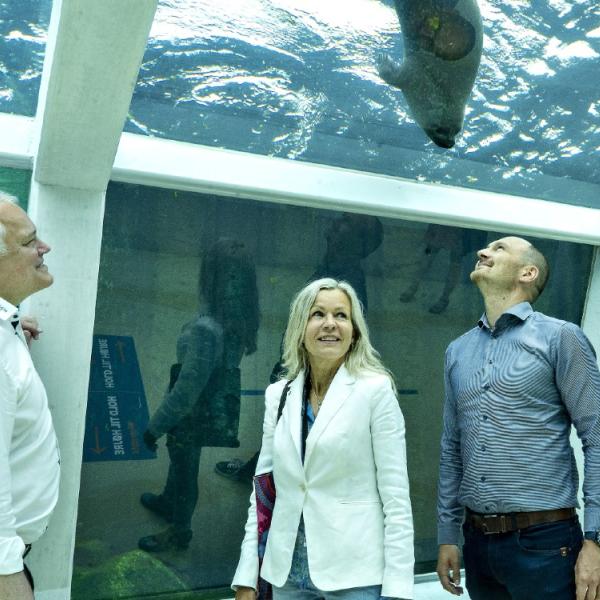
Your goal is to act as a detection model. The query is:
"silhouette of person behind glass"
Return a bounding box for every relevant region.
[399,224,486,313]
[214,213,383,484]
[310,212,384,314]
[138,238,259,552]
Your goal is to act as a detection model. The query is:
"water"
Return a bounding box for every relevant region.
[1,0,599,205]
[0,0,51,116]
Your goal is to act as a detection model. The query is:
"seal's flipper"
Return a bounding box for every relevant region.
[377,53,408,89]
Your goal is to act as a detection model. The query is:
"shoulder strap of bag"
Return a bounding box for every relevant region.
[276,380,292,422]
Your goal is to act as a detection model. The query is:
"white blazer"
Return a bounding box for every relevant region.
[232,365,414,599]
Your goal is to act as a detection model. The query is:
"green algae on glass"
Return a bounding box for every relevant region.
[123,588,233,600]
[71,549,188,599]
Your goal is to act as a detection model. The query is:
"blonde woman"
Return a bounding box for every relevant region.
[233,278,414,600]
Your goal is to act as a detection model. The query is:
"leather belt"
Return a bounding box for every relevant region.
[466,507,576,535]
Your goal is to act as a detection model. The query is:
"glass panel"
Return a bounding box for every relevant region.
[126,0,600,207]
[0,0,52,116]
[73,181,593,598]
[0,166,31,208]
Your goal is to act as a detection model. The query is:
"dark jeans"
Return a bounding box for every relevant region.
[462,517,583,600]
[162,422,202,532]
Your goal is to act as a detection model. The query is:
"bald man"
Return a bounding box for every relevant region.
[436,236,600,600]
[0,193,60,599]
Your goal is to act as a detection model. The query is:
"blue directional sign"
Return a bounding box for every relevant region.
[83,335,155,462]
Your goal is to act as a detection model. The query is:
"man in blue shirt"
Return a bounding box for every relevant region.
[436,236,600,600]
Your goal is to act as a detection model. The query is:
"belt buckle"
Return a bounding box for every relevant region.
[482,514,507,535]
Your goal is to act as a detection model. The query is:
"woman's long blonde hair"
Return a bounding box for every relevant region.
[281,278,394,388]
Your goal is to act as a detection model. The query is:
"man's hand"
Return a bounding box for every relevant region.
[20,315,42,348]
[576,540,600,600]
[143,430,158,452]
[235,586,256,600]
[0,571,34,600]
[437,544,463,595]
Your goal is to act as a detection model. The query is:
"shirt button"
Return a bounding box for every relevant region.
[483,384,490,390]
[481,476,486,482]
[484,506,490,511]
[488,359,493,364]
[482,415,488,421]
[481,445,486,451]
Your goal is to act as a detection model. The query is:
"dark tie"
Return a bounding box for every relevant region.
[10,314,19,332]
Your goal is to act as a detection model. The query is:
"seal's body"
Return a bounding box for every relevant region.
[379,0,483,148]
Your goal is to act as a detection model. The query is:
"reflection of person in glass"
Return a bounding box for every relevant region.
[311,212,383,312]
[232,278,414,600]
[437,237,600,599]
[214,213,383,483]
[138,238,259,552]
[400,224,486,314]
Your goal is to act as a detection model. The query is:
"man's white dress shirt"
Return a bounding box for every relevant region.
[0,298,60,574]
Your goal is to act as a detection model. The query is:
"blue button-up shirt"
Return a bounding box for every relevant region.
[438,302,600,545]
[288,402,315,588]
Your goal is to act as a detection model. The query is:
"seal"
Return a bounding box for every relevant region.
[378,0,483,148]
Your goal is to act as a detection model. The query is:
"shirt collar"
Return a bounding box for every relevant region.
[0,297,18,322]
[478,302,533,331]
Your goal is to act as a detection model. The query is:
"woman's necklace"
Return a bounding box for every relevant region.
[311,388,325,412]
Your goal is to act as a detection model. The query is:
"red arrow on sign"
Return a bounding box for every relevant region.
[128,421,139,454]
[90,426,107,455]
[115,340,127,364]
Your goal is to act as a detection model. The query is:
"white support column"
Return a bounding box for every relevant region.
[24,184,105,599]
[22,0,158,597]
[34,0,158,191]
